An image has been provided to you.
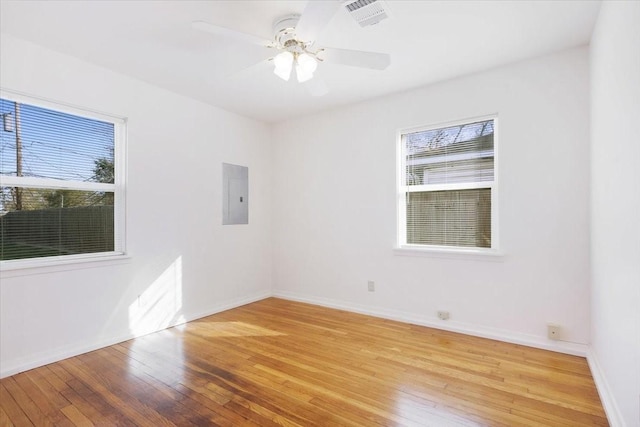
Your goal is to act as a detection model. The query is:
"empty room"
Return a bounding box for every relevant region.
[0,0,638,426]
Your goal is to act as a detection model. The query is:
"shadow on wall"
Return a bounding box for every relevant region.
[128,256,185,337]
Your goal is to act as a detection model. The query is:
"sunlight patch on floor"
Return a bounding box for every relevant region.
[393,390,483,427]
[191,321,286,338]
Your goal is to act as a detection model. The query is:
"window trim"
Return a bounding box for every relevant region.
[0,88,128,270]
[396,114,499,255]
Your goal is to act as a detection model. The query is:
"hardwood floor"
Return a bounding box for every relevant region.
[0,298,608,426]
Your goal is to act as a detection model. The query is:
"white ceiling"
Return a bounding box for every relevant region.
[0,0,601,123]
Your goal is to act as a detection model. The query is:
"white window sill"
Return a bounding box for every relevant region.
[394,246,504,261]
[0,253,131,278]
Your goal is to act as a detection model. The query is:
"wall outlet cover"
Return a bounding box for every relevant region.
[547,323,561,340]
[437,311,450,320]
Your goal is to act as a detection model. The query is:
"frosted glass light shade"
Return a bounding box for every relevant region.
[297,53,318,73]
[296,53,317,83]
[273,51,294,81]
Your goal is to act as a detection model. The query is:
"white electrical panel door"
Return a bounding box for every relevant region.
[222,163,248,225]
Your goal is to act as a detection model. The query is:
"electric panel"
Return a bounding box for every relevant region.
[222,163,248,225]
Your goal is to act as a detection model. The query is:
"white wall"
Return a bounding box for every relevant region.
[272,47,591,353]
[0,34,273,377]
[590,1,640,426]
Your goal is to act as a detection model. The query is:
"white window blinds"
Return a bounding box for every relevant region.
[0,95,124,262]
[400,118,495,249]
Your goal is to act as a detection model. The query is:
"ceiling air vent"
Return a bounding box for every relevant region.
[343,0,389,27]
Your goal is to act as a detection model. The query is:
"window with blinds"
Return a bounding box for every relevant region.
[0,94,125,263]
[398,117,496,250]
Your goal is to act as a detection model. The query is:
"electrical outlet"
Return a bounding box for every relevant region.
[367,281,375,292]
[548,323,561,340]
[437,311,450,320]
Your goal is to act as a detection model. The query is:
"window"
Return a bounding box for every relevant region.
[397,117,497,251]
[0,93,125,264]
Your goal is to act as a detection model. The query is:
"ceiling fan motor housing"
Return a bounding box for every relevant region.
[273,14,302,48]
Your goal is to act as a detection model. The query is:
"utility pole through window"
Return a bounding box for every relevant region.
[14,102,22,210]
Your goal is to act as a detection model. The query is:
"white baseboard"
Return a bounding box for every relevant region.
[587,348,626,427]
[272,290,588,357]
[0,290,271,379]
[0,332,135,380]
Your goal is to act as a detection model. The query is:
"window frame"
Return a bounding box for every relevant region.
[0,89,127,270]
[396,114,500,256]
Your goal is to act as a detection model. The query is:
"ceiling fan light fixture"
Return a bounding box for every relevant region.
[295,64,313,83]
[273,51,294,81]
[297,53,318,73]
[295,53,318,83]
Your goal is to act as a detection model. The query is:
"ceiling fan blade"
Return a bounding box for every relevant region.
[321,47,390,70]
[304,78,329,97]
[228,58,273,82]
[295,1,341,42]
[192,21,271,46]
[227,49,276,80]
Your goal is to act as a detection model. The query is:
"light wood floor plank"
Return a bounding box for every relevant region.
[60,405,94,427]
[0,298,608,426]
[0,383,31,427]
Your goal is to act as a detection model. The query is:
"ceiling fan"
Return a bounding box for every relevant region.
[192,0,391,96]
